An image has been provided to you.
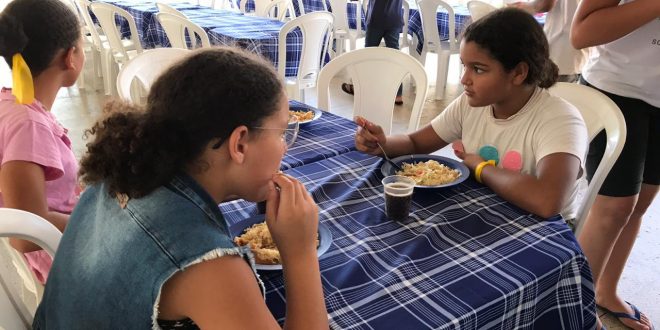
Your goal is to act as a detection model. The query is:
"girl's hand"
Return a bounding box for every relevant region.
[265,174,319,260]
[354,116,386,155]
[454,150,485,172]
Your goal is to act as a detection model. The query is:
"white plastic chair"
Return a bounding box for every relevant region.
[548,82,626,236]
[316,47,428,134]
[467,0,497,22]
[278,12,333,102]
[89,2,144,96]
[117,48,191,104]
[241,0,275,16]
[264,0,296,21]
[328,0,365,56]
[156,2,187,17]
[76,0,138,95]
[0,208,61,329]
[417,0,459,100]
[155,13,211,49]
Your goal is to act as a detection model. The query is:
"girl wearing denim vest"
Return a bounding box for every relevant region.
[0,0,84,283]
[34,48,328,329]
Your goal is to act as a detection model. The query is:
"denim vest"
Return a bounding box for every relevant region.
[33,174,261,329]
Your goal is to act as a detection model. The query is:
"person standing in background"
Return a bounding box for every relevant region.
[572,0,659,329]
[341,0,405,105]
[511,0,586,82]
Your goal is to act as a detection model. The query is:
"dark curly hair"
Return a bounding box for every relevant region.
[463,8,558,88]
[0,0,81,77]
[79,47,285,198]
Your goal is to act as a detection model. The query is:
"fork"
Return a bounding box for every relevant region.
[376,142,403,172]
[359,121,403,171]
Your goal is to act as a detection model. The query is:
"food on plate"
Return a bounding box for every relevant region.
[234,222,319,265]
[396,159,461,186]
[289,110,314,122]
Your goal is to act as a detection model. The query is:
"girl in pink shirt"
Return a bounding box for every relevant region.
[0,0,85,283]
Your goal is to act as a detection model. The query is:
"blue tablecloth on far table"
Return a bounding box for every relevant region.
[221,150,597,329]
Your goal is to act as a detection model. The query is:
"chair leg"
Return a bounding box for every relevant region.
[434,51,451,100]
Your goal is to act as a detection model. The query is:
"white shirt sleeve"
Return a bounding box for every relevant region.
[430,94,468,143]
[533,97,588,166]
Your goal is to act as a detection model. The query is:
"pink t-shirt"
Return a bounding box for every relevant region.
[0,88,79,284]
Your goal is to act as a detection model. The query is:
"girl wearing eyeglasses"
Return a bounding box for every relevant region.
[34,48,327,330]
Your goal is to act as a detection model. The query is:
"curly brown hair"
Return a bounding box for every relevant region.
[79,47,284,198]
[463,8,558,88]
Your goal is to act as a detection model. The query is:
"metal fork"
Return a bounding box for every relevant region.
[377,142,403,172]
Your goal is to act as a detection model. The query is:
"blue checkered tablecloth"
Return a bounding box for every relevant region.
[93,0,319,77]
[407,3,472,55]
[281,100,357,170]
[220,151,597,329]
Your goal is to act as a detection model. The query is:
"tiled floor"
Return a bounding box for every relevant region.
[1,45,657,328]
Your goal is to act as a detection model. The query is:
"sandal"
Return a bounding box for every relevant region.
[341,83,354,95]
[597,302,654,330]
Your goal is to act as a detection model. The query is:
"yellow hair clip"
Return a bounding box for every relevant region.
[12,53,35,105]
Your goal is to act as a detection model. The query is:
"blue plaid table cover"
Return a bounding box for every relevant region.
[282,100,357,170]
[407,3,472,55]
[95,1,314,77]
[220,150,597,329]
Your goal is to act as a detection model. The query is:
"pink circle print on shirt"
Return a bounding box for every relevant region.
[478,144,523,172]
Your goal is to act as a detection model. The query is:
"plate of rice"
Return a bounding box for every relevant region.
[380,154,469,189]
[289,106,322,125]
[231,214,332,271]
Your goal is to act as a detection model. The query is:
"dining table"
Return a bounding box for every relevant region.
[94,0,321,77]
[281,100,358,170]
[220,144,597,328]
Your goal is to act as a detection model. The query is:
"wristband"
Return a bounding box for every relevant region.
[475,160,496,184]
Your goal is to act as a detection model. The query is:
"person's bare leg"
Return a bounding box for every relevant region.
[578,194,636,330]
[596,183,658,330]
[579,195,637,281]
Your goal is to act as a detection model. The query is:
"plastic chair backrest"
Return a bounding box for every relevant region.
[117,48,190,103]
[216,0,240,11]
[417,0,457,52]
[241,0,273,16]
[155,13,211,49]
[76,0,104,50]
[156,2,187,18]
[0,208,61,329]
[317,47,428,134]
[548,82,626,235]
[265,0,294,20]
[467,0,496,21]
[278,12,333,85]
[90,2,144,64]
[328,0,358,34]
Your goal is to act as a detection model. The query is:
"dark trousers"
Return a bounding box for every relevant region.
[364,27,403,96]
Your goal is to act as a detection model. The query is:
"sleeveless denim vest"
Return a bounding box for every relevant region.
[33,174,262,329]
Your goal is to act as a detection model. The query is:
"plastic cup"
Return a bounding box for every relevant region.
[382,175,416,221]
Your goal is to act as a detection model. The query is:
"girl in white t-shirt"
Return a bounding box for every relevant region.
[572,1,659,329]
[355,8,588,221]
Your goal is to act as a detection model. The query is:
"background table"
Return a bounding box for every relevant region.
[221,151,597,329]
[281,100,357,170]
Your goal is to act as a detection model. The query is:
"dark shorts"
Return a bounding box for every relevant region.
[581,78,659,197]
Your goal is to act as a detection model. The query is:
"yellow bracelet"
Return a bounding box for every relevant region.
[475,160,496,184]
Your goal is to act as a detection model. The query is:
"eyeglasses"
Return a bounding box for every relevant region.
[252,118,299,148]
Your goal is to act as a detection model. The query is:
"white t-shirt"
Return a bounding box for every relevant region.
[431,87,588,219]
[582,0,660,107]
[544,0,586,75]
